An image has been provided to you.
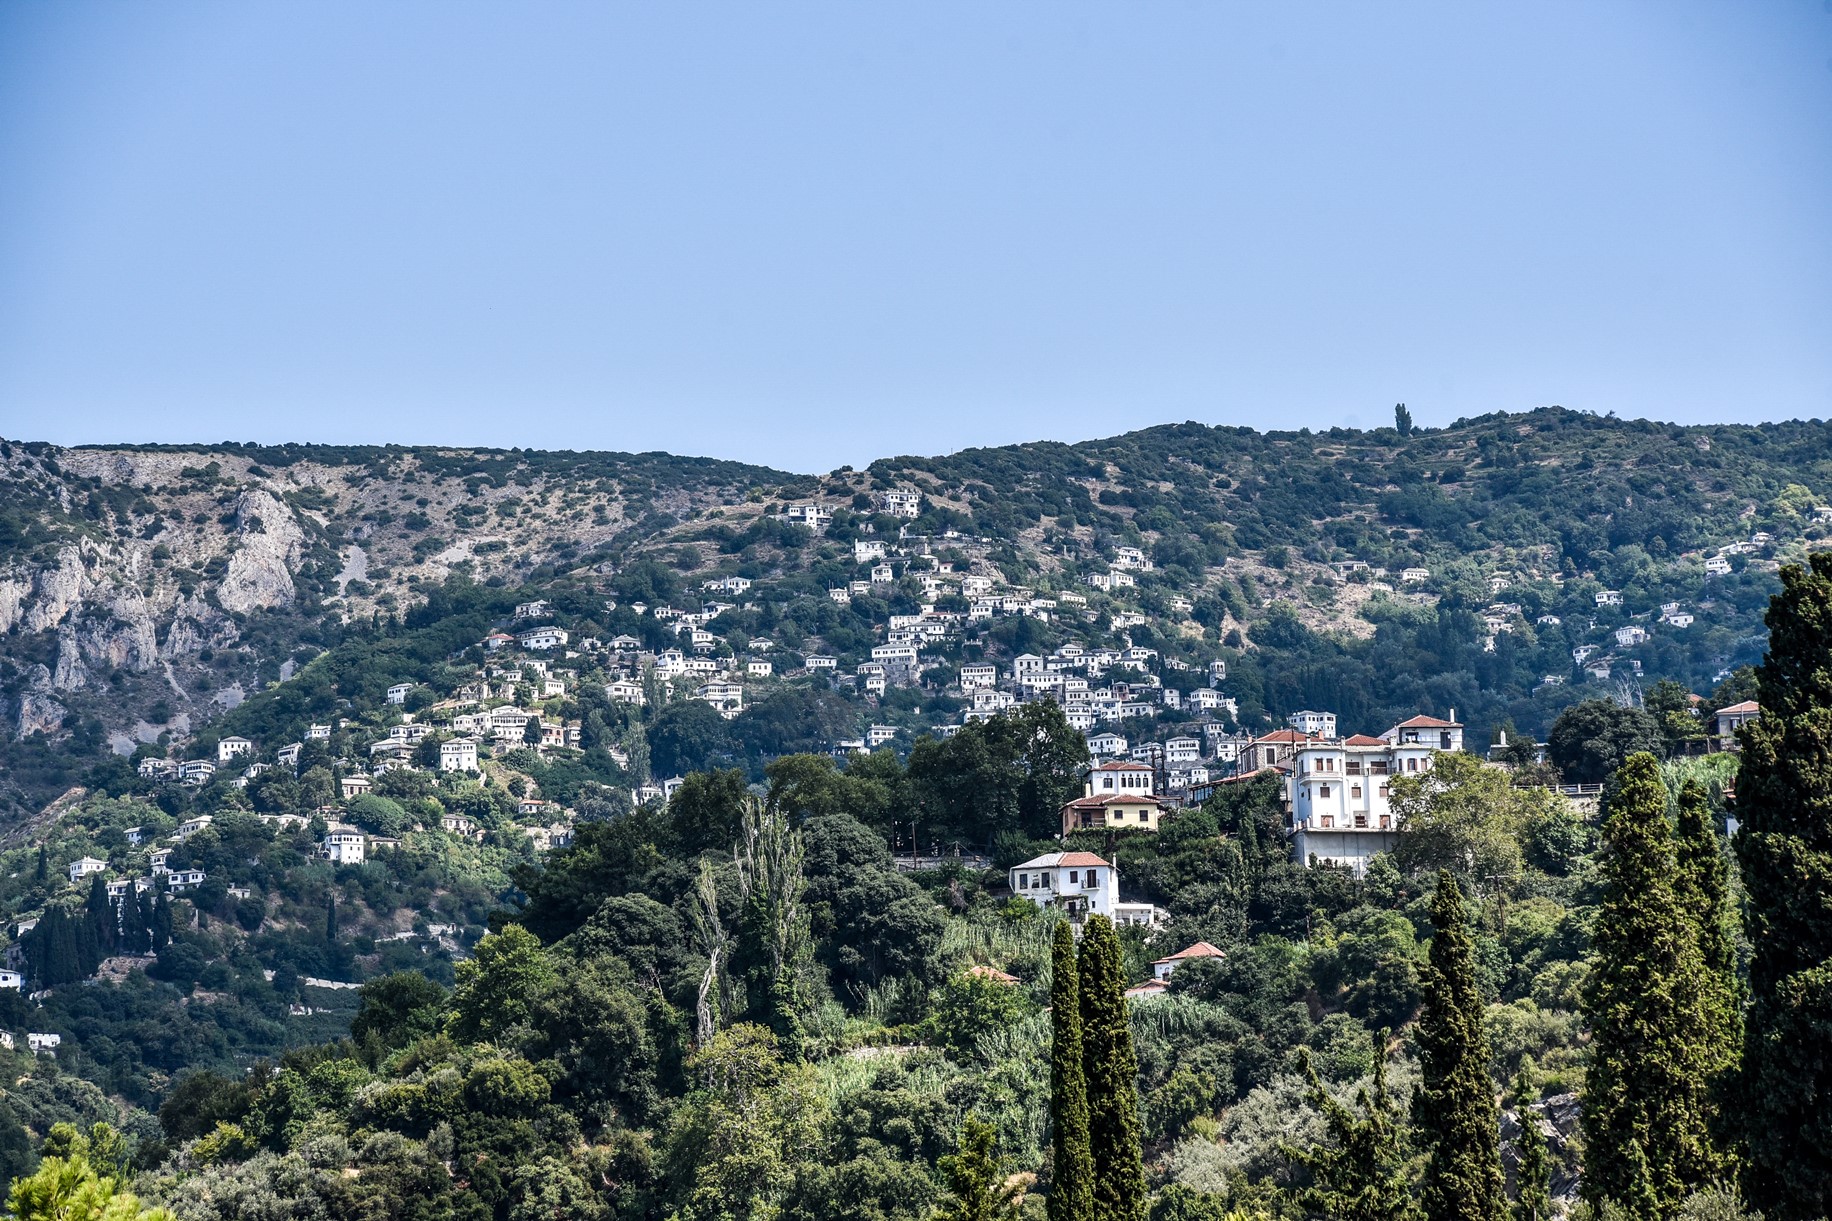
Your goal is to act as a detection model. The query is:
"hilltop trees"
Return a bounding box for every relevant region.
[1733,553,1832,1221]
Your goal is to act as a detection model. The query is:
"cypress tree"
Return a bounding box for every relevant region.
[1581,752,1713,1219]
[1511,1064,1551,1221]
[85,875,114,955]
[325,893,338,944]
[151,892,172,949]
[1734,553,1832,1221]
[1290,1035,1413,1221]
[1077,914,1145,1221]
[1413,869,1503,1221]
[1672,779,1738,1184]
[1048,921,1095,1221]
[33,846,46,886]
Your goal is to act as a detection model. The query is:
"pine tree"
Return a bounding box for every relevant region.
[1413,870,1503,1221]
[1290,1034,1414,1221]
[1048,921,1095,1221]
[1673,779,1739,1185]
[1077,914,1145,1221]
[1581,752,1714,1219]
[1734,552,1832,1221]
[1511,1064,1552,1221]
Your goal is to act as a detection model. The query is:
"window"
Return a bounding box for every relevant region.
[1351,786,1362,799]
[1379,785,1390,799]
[1440,731,1453,749]
[1018,874,1029,890]
[1319,785,1331,798]
[1354,815,1367,828]
[1085,870,1098,889]
[1347,760,1362,775]
[1068,870,1079,884]
[1039,873,1050,889]
[1407,758,1420,772]
[1139,810,1149,822]
[1321,816,1334,828]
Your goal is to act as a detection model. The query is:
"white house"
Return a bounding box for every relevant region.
[68,857,107,884]
[746,659,773,677]
[1060,762,1170,835]
[519,627,569,651]
[960,663,998,690]
[805,655,837,670]
[319,830,366,865]
[1704,557,1733,576]
[1008,851,1157,926]
[217,736,253,764]
[0,970,21,990]
[696,682,744,717]
[27,1033,60,1055]
[1596,590,1623,607]
[1288,710,1337,738]
[867,724,898,747]
[340,774,373,799]
[1400,567,1430,583]
[1087,732,1127,758]
[175,815,214,841]
[440,738,479,772]
[1663,611,1695,629]
[1151,941,1226,982]
[1710,701,1759,752]
[875,489,922,518]
[1615,625,1649,647]
[386,683,415,705]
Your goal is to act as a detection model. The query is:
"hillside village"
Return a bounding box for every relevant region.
[0,415,1816,1221]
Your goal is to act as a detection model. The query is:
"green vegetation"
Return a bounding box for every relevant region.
[1733,553,1832,1221]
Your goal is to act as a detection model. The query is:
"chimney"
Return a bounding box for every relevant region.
[1449,707,1457,723]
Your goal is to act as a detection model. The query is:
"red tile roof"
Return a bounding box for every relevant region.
[1092,761,1154,772]
[967,965,1020,985]
[1015,851,1111,869]
[1392,715,1461,728]
[1254,729,1313,743]
[1718,700,1760,714]
[1153,941,1226,965]
[1343,734,1387,746]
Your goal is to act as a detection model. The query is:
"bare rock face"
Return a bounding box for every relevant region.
[51,631,88,692]
[24,546,88,632]
[218,489,306,615]
[0,576,29,635]
[161,596,239,659]
[15,666,65,740]
[80,591,162,673]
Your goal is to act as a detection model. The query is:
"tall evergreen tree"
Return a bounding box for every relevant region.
[1511,1064,1551,1221]
[151,892,172,950]
[1413,870,1503,1221]
[1048,921,1095,1221]
[1077,915,1145,1221]
[1673,779,1739,1185]
[1734,553,1832,1221]
[1581,752,1713,1219]
[1290,1035,1414,1221]
[325,893,338,944]
[32,846,46,886]
[85,876,114,956]
[932,1116,1021,1221]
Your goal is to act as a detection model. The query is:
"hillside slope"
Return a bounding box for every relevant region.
[1,408,1826,817]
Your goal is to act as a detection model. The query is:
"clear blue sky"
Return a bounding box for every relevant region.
[2,3,1829,473]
